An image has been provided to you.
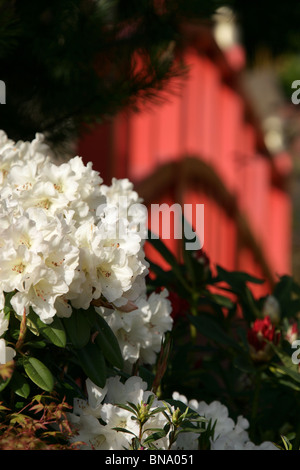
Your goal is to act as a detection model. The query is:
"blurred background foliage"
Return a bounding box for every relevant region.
[1,0,300,151]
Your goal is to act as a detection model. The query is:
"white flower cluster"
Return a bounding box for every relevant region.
[96,288,173,368]
[0,131,152,326]
[68,375,169,450]
[172,392,278,450]
[68,376,278,451]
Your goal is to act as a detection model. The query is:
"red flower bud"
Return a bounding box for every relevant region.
[247,316,280,362]
[192,248,210,268]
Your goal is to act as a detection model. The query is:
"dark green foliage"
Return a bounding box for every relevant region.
[0,292,123,405]
[145,227,300,447]
[1,1,297,150]
[0,0,220,151]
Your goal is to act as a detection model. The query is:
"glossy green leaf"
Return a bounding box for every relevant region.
[148,230,179,269]
[270,364,300,384]
[0,377,11,393]
[10,370,30,398]
[28,311,66,348]
[147,231,191,292]
[63,309,91,349]
[112,427,137,436]
[143,429,168,444]
[281,435,293,450]
[216,265,265,286]
[94,315,124,369]
[23,357,54,392]
[4,291,16,310]
[76,341,106,388]
[207,293,234,309]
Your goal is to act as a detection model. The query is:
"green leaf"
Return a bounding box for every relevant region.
[216,266,264,286]
[143,429,168,444]
[148,230,179,268]
[163,399,207,423]
[147,394,155,407]
[76,341,106,388]
[281,435,293,450]
[0,377,11,393]
[206,293,234,309]
[214,266,262,321]
[280,298,300,318]
[178,425,205,434]
[273,275,293,303]
[115,403,138,414]
[146,258,176,286]
[149,406,169,416]
[126,401,139,412]
[188,313,242,351]
[25,315,40,336]
[9,371,30,398]
[112,427,137,436]
[270,364,300,384]
[28,310,66,348]
[147,231,191,292]
[276,378,300,391]
[94,314,124,369]
[269,344,300,385]
[63,308,91,349]
[4,291,16,310]
[271,343,300,374]
[23,357,54,392]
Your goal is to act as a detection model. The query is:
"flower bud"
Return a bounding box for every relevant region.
[286,322,299,345]
[137,402,150,424]
[262,295,281,325]
[247,316,280,362]
[172,407,181,425]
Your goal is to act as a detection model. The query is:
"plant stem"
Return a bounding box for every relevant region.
[189,292,199,342]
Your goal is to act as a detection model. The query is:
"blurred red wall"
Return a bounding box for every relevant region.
[78,25,291,297]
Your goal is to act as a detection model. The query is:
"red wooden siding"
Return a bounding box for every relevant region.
[78,30,291,296]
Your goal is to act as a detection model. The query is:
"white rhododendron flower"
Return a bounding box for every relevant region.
[0,131,154,325]
[0,308,8,337]
[171,392,278,450]
[68,378,278,451]
[96,288,173,367]
[68,375,170,450]
[0,338,16,365]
